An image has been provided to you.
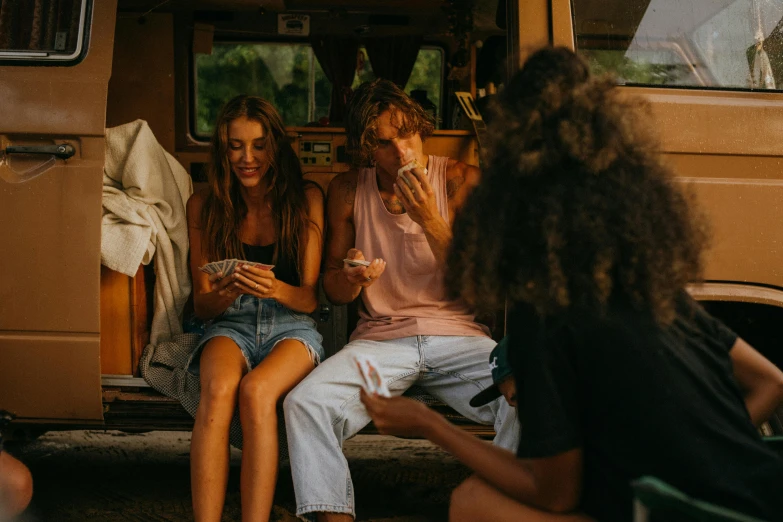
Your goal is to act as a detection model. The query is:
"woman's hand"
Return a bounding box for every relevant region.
[343,248,386,288]
[209,271,242,299]
[360,389,433,438]
[230,264,279,299]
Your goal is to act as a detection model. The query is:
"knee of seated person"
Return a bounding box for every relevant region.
[1,453,33,516]
[238,377,277,416]
[282,378,318,416]
[200,374,241,406]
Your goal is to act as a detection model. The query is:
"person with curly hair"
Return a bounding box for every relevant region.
[283,78,519,521]
[361,47,783,521]
[186,94,325,522]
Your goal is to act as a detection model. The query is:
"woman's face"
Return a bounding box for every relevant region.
[226,116,271,189]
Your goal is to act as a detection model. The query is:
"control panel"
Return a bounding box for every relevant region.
[299,140,332,166]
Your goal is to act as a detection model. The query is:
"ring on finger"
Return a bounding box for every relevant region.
[254,282,259,290]
[365,276,372,282]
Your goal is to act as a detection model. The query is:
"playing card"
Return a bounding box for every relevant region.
[343,258,371,267]
[244,261,275,270]
[223,258,238,277]
[354,354,391,397]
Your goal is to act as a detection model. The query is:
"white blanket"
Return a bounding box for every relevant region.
[101,120,193,345]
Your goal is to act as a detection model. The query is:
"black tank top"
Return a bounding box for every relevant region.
[242,242,300,287]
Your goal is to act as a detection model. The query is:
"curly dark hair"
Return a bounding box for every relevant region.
[345,78,435,167]
[446,47,709,325]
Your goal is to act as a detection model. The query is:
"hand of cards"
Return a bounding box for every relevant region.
[354,354,391,397]
[199,259,274,278]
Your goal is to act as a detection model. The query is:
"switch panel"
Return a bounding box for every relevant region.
[299,140,332,166]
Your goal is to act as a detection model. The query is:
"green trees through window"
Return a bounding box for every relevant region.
[195,43,443,136]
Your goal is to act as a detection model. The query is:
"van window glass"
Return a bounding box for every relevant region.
[195,43,444,136]
[0,0,91,64]
[195,42,331,136]
[573,0,783,91]
[354,46,444,128]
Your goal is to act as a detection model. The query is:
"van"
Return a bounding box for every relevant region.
[1,0,782,437]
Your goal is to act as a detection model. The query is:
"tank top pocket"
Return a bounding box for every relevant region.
[403,233,437,276]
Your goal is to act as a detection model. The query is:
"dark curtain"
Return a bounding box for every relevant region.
[0,0,80,51]
[364,35,423,88]
[310,35,359,125]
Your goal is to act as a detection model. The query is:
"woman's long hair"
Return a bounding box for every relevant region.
[200,95,312,279]
[446,47,709,325]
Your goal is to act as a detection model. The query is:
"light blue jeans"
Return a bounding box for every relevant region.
[283,335,520,518]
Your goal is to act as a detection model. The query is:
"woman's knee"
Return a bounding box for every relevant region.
[238,376,278,420]
[199,374,241,411]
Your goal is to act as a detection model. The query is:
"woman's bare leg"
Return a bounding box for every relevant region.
[450,475,594,522]
[238,339,315,522]
[191,337,248,522]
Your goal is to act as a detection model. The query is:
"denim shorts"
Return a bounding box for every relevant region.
[187,295,324,375]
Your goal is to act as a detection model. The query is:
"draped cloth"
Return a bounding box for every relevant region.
[364,35,422,88]
[310,35,359,124]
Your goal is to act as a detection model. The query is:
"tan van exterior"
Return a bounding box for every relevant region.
[1,0,782,435]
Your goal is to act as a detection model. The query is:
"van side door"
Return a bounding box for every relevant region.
[0,0,117,422]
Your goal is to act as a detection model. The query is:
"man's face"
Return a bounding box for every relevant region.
[498,377,517,408]
[372,108,424,178]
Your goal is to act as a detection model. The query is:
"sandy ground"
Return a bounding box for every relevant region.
[5,430,470,521]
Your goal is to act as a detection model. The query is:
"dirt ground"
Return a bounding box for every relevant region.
[5,430,471,522]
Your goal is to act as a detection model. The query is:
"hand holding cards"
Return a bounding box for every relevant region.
[199,259,274,278]
[354,354,391,397]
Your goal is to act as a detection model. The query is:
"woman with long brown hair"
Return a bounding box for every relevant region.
[186,94,324,522]
[361,47,783,521]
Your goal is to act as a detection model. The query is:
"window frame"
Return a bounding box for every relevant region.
[0,0,93,66]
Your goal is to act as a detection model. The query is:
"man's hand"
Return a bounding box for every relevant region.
[394,165,443,231]
[360,389,433,438]
[343,248,386,287]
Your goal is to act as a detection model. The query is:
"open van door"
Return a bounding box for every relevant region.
[0,0,116,423]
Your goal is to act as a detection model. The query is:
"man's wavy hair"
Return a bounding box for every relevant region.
[446,47,709,325]
[345,79,435,168]
[200,95,313,279]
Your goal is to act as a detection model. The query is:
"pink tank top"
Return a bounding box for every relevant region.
[351,155,490,341]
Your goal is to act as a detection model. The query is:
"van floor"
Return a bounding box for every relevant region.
[7,430,470,521]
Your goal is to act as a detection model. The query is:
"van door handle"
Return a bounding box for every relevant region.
[5,144,75,159]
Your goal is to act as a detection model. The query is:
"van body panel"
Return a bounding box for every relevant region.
[550,0,783,295]
[0,333,102,420]
[0,0,117,421]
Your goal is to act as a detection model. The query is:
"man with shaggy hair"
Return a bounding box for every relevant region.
[283,79,518,521]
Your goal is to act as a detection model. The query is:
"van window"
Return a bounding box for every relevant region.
[194,42,331,137]
[573,0,783,91]
[0,0,91,64]
[194,43,444,136]
[353,46,444,128]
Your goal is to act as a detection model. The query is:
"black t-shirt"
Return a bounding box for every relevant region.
[243,242,300,287]
[508,295,783,521]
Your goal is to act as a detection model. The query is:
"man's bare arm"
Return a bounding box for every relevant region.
[323,173,364,305]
